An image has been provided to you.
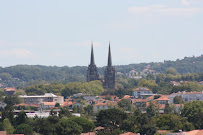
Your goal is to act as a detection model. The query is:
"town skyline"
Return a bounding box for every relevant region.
[0,0,203,67]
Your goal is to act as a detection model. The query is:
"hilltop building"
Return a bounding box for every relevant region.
[87,44,100,82]
[103,44,116,89]
[4,87,16,96]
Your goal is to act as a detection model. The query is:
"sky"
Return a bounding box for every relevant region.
[0,0,203,67]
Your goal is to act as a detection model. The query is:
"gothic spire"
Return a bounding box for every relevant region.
[108,42,112,67]
[90,43,95,65]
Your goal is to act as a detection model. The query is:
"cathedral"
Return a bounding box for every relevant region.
[87,43,116,89]
[86,44,100,82]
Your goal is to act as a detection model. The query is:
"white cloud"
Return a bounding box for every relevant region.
[128,5,202,17]
[0,48,36,58]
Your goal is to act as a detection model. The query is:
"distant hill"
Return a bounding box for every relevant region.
[116,55,203,74]
[0,55,203,87]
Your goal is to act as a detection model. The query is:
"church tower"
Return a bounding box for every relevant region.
[103,43,116,89]
[87,44,99,82]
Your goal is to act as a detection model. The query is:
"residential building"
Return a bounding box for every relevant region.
[169,91,203,104]
[93,100,117,113]
[155,95,170,104]
[19,93,64,105]
[4,87,16,96]
[132,87,153,99]
[41,102,56,109]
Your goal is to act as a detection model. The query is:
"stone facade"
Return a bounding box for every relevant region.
[87,44,100,82]
[103,44,116,89]
[86,43,116,89]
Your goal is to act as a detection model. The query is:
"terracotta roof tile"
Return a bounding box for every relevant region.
[42,102,56,106]
[122,95,132,99]
[4,87,16,91]
[133,88,152,91]
[181,130,203,135]
[155,96,169,101]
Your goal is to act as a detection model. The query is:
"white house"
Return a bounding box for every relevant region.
[169,91,203,104]
[132,87,153,99]
[19,93,64,105]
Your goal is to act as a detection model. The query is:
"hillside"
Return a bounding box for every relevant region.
[0,55,203,87]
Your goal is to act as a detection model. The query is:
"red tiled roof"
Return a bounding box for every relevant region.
[131,99,146,103]
[146,95,155,101]
[0,131,7,135]
[133,88,151,91]
[94,126,104,130]
[94,101,117,106]
[42,102,56,106]
[122,95,132,99]
[14,103,30,107]
[181,130,203,135]
[155,96,169,101]
[4,87,16,91]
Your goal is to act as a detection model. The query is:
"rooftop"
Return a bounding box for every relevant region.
[42,102,56,106]
[133,87,152,91]
[19,93,58,98]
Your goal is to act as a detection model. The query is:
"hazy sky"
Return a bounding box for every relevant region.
[0,0,203,67]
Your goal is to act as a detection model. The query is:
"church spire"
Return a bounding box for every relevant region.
[108,42,112,67]
[90,43,95,65]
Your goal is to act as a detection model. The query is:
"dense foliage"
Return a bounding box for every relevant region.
[1,55,203,87]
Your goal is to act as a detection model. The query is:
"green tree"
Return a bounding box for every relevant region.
[55,118,82,135]
[14,123,33,135]
[146,102,158,118]
[15,110,27,126]
[59,107,72,118]
[0,73,12,80]
[68,117,95,133]
[164,103,172,114]
[96,108,127,129]
[117,99,132,111]
[181,101,203,129]
[138,79,158,90]
[73,105,79,113]
[84,105,93,116]
[55,103,60,107]
[4,95,22,105]
[2,105,15,124]
[166,67,177,75]
[3,118,14,134]
[155,114,183,131]
[121,109,156,134]
[173,96,184,104]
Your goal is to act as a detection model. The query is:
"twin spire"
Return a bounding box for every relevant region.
[88,42,116,89]
[90,43,95,65]
[90,42,112,67]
